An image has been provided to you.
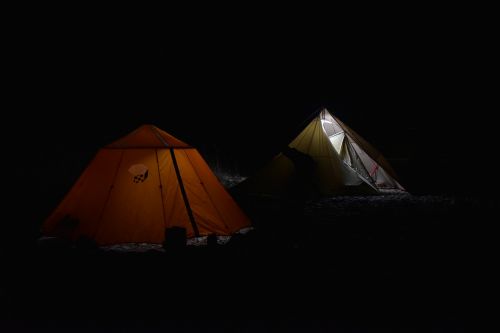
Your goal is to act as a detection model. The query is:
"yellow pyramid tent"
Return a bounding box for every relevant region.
[237,108,405,198]
[42,125,251,245]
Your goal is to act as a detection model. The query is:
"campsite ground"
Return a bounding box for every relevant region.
[2,193,491,332]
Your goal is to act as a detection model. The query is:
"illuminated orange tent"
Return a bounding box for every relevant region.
[42,125,251,245]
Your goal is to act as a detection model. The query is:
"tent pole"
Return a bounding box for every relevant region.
[155,149,167,229]
[170,148,200,237]
[151,125,200,237]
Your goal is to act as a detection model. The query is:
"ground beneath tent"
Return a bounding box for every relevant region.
[3,194,494,331]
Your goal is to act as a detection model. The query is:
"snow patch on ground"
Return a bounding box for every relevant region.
[214,172,247,188]
[101,243,164,253]
[99,227,254,252]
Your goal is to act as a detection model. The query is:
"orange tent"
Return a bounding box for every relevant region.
[42,125,251,245]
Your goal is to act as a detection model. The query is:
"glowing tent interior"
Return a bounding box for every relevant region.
[236,108,405,198]
[42,125,251,245]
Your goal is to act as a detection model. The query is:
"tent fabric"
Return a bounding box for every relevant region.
[43,125,251,245]
[237,108,405,198]
[107,124,190,148]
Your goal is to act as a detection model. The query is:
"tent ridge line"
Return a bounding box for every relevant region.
[169,148,200,237]
[184,151,230,232]
[153,125,200,237]
[346,139,377,187]
[155,149,167,230]
[151,125,170,147]
[93,150,125,240]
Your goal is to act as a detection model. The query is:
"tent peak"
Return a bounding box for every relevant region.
[294,107,333,135]
[319,107,333,115]
[307,107,334,122]
[106,124,191,149]
[141,124,160,129]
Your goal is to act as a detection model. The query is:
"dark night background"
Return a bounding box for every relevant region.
[9,14,497,224]
[2,7,497,332]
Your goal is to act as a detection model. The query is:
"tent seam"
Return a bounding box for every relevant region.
[93,150,125,240]
[184,151,230,233]
[155,149,167,230]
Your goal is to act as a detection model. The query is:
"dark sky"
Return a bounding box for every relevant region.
[7,11,498,229]
[16,27,469,154]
